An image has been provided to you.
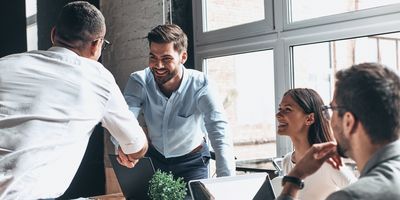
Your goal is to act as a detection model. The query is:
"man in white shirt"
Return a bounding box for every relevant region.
[0,1,147,199]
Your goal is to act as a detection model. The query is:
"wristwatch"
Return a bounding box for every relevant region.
[282,176,304,189]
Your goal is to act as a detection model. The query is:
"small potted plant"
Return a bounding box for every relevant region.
[148,170,187,200]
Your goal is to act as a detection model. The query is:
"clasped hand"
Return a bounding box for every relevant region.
[116,146,140,168]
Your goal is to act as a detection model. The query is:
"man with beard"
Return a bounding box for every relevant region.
[122,24,236,184]
[277,62,400,200]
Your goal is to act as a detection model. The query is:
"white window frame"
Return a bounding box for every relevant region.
[192,0,400,158]
[193,0,274,46]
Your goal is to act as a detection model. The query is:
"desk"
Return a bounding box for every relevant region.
[89,193,193,200]
[236,158,280,179]
[89,193,125,200]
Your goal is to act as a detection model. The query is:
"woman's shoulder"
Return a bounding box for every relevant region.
[320,162,357,186]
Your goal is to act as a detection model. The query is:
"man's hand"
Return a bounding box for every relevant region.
[289,141,341,179]
[117,142,148,168]
[280,142,341,199]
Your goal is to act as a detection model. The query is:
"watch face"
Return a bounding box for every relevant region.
[282,176,304,189]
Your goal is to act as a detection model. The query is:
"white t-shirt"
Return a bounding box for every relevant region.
[282,152,356,200]
[0,47,146,199]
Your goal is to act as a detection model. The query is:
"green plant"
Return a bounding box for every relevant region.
[148,170,187,200]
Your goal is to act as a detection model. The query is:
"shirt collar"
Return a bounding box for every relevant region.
[48,46,80,57]
[175,64,187,94]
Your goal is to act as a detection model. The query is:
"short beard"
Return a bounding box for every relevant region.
[337,143,349,158]
[153,71,175,85]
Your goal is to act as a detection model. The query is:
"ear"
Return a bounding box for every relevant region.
[50,27,56,45]
[88,39,101,58]
[180,51,187,64]
[305,113,315,126]
[342,112,357,136]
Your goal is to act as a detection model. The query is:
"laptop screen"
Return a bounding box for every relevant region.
[189,173,276,200]
[109,155,155,200]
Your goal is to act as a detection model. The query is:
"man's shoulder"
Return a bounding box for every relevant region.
[0,51,41,62]
[329,168,400,200]
[129,68,151,82]
[185,68,209,86]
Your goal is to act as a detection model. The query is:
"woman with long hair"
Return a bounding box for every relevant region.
[276,88,356,200]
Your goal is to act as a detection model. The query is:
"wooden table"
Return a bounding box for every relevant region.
[89,193,125,200]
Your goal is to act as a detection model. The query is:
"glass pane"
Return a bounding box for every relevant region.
[290,0,400,22]
[293,32,400,103]
[26,0,37,51]
[205,50,276,161]
[204,0,265,32]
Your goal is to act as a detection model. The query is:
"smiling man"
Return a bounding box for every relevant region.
[122,24,236,184]
[277,63,400,200]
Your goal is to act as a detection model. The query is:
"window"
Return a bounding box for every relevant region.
[289,0,400,23]
[205,50,276,160]
[193,0,400,163]
[293,33,400,103]
[25,0,37,51]
[193,0,273,45]
[204,0,265,32]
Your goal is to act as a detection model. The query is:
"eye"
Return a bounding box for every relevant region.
[284,108,292,113]
[162,58,173,63]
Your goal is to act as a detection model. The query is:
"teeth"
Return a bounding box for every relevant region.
[278,122,288,126]
[155,70,167,75]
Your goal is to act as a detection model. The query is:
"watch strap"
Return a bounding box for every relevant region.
[282,175,304,189]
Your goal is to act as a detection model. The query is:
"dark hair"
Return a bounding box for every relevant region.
[335,63,400,144]
[55,1,105,46]
[147,24,188,53]
[284,88,333,145]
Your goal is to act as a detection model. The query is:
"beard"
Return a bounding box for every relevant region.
[336,143,349,158]
[152,67,179,85]
[332,120,350,158]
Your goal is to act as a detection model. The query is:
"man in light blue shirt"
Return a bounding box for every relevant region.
[123,24,236,183]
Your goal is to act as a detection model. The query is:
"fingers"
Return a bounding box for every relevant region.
[312,142,337,160]
[117,147,138,168]
[327,154,343,170]
[312,142,343,170]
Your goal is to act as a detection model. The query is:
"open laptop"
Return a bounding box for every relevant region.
[189,173,276,200]
[109,155,156,200]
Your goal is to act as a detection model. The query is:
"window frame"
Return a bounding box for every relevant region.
[284,1,400,31]
[193,0,274,46]
[192,0,400,158]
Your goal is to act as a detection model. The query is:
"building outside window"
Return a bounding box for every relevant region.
[193,0,400,173]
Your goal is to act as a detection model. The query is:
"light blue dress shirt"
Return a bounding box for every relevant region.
[123,65,236,176]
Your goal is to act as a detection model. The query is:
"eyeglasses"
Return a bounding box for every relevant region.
[102,39,111,51]
[321,105,345,121]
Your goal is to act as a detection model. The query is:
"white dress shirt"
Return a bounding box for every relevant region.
[282,152,356,200]
[0,47,146,199]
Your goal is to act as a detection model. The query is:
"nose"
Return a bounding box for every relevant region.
[276,111,282,119]
[154,59,165,69]
[150,58,164,70]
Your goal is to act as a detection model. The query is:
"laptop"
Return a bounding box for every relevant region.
[109,155,156,200]
[189,173,276,200]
